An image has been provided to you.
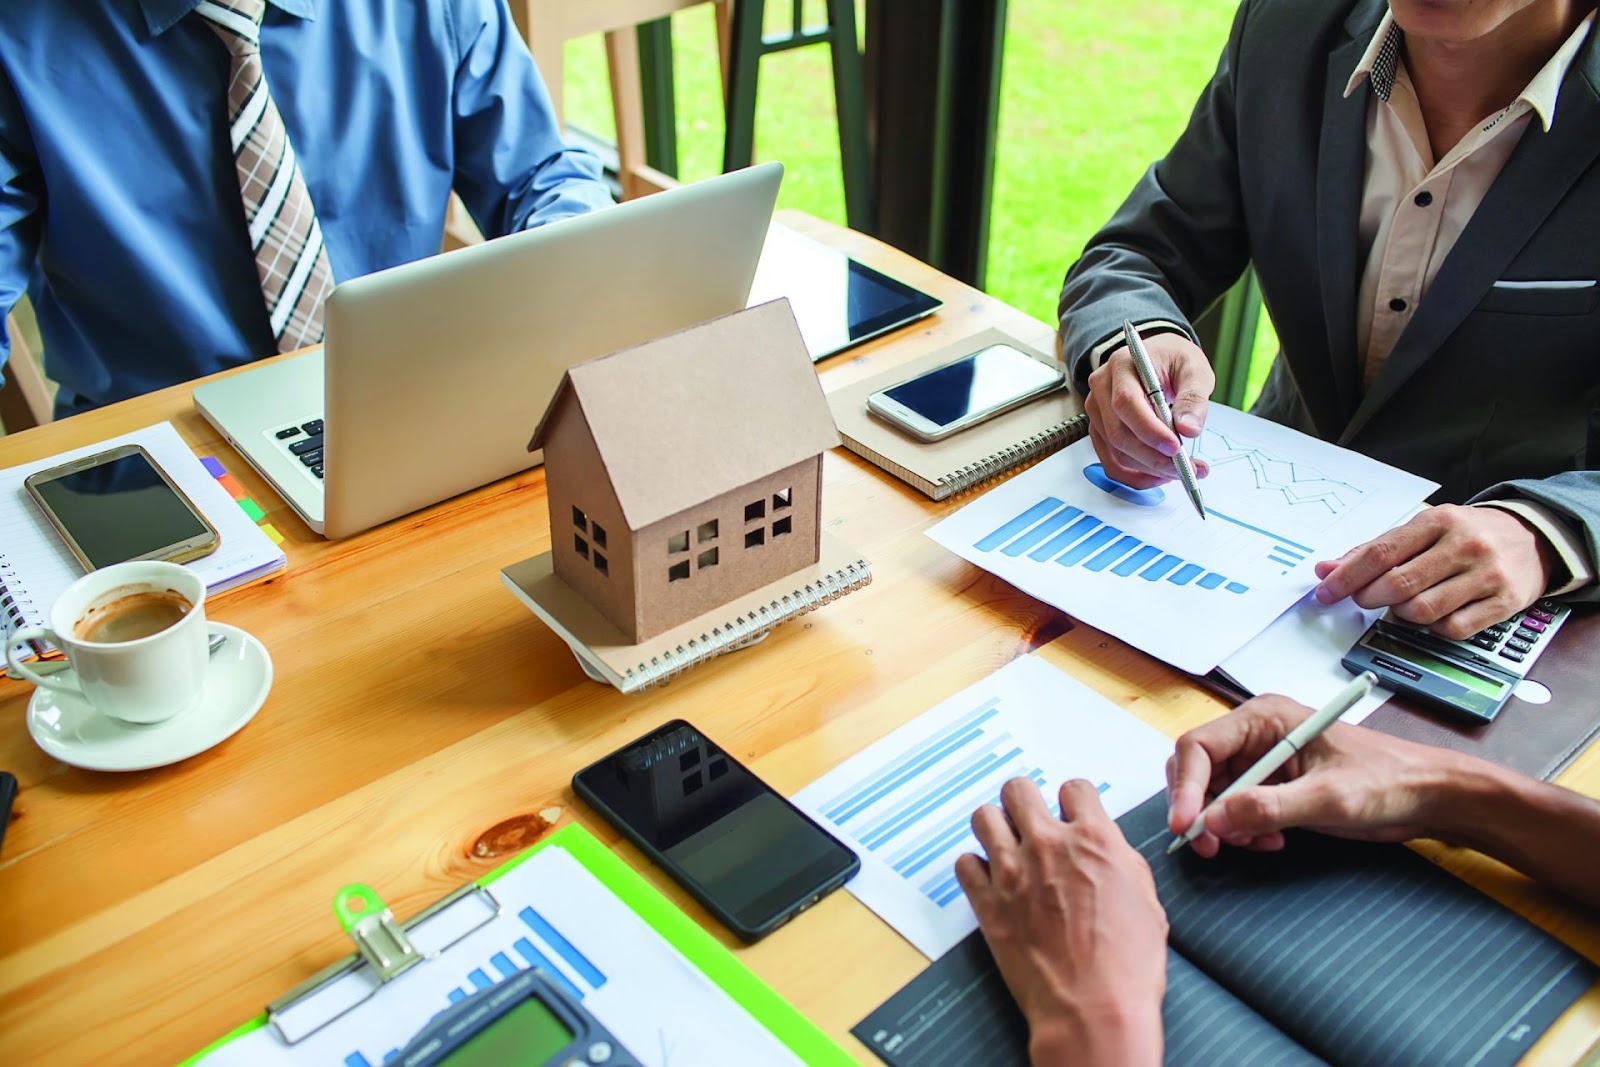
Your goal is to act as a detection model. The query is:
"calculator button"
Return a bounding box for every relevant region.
[301,418,324,435]
[1514,628,1539,644]
[1499,648,1527,662]
[274,426,301,440]
[1527,609,1555,624]
[1538,599,1560,612]
[1471,636,1498,650]
[288,434,324,456]
[298,448,323,467]
[1519,618,1547,634]
[1507,637,1534,653]
[586,1042,613,1064]
[311,464,324,479]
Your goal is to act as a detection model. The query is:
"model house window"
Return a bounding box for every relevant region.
[773,516,793,538]
[698,519,719,543]
[698,547,719,569]
[773,487,792,510]
[744,499,765,522]
[593,522,607,549]
[669,560,690,582]
[575,534,589,559]
[745,528,765,549]
[572,505,587,531]
[668,531,689,554]
[594,552,609,576]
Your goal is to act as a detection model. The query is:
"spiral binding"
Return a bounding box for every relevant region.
[938,415,1089,496]
[620,559,874,690]
[1,557,33,632]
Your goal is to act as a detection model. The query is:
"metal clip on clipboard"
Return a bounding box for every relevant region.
[265,881,502,1044]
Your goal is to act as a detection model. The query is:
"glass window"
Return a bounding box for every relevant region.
[698,547,719,569]
[698,519,719,543]
[668,531,689,554]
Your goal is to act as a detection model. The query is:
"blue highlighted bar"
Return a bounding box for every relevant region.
[1028,515,1101,561]
[346,1055,373,1067]
[823,703,1000,821]
[1169,563,1204,585]
[1059,525,1122,566]
[1226,582,1249,594]
[1197,573,1227,590]
[1141,554,1183,581]
[491,952,519,979]
[1268,554,1298,568]
[520,908,606,989]
[1112,545,1162,577]
[1208,508,1313,554]
[1274,545,1307,560]
[446,988,468,1005]
[1084,535,1141,572]
[863,746,1023,850]
[383,1051,401,1065]
[976,498,1065,551]
[1003,506,1083,556]
[468,968,493,992]
[514,937,584,1000]
[1097,782,1110,794]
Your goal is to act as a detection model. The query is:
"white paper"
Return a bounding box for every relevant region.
[1217,591,1392,726]
[793,656,1171,959]
[926,406,1437,673]
[199,845,800,1067]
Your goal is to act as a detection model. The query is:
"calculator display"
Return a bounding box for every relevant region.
[1365,633,1511,699]
[440,995,573,1064]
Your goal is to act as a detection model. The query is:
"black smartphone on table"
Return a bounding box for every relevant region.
[572,720,860,942]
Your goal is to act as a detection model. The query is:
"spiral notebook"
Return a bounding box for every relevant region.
[1,422,287,656]
[827,329,1087,500]
[500,534,872,693]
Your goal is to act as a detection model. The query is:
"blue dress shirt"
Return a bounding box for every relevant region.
[0,0,613,415]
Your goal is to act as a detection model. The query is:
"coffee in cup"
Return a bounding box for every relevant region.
[73,589,194,644]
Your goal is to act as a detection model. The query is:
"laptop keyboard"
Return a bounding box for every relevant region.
[271,417,326,480]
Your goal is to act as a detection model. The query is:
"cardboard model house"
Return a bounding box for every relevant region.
[527,299,842,645]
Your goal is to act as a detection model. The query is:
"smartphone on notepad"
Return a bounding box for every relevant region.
[572,720,859,942]
[24,444,220,571]
[866,342,1065,441]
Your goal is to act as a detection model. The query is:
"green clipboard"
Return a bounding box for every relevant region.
[180,823,855,1066]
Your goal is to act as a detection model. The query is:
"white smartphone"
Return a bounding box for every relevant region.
[866,343,1065,441]
[24,444,220,571]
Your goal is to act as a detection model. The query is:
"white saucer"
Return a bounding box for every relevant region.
[27,623,273,772]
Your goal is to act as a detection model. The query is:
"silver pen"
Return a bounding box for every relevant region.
[1122,320,1205,519]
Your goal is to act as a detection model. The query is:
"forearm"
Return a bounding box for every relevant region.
[1029,1005,1163,1067]
[1433,754,1600,908]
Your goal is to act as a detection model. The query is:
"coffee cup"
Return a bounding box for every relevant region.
[5,560,209,724]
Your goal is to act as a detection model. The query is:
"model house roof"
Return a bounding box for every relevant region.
[529,299,841,531]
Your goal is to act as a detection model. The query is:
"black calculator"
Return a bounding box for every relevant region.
[1342,600,1570,724]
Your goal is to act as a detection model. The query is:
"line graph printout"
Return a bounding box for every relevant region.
[199,846,800,1067]
[794,656,1171,959]
[927,405,1436,673]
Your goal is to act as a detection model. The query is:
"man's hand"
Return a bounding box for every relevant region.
[1165,695,1458,857]
[1084,333,1213,490]
[956,778,1167,1067]
[1313,505,1557,639]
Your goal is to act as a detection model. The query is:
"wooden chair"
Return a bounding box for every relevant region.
[0,312,53,433]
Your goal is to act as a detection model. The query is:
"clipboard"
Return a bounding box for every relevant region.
[181,823,853,1066]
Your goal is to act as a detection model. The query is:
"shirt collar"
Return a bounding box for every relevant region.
[1344,8,1596,132]
[140,0,315,37]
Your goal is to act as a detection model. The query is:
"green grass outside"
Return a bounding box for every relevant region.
[562,1,1277,405]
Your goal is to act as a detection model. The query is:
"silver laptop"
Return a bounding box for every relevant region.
[194,163,782,538]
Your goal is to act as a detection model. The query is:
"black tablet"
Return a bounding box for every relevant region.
[748,226,943,361]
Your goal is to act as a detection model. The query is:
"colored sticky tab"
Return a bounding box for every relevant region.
[259,522,285,545]
[217,473,248,501]
[200,456,227,478]
[237,498,265,522]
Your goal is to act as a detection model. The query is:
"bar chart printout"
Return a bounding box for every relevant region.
[927,405,1437,673]
[793,655,1171,959]
[197,846,802,1067]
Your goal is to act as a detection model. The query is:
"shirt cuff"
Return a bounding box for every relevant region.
[1475,499,1596,596]
[1077,319,1191,382]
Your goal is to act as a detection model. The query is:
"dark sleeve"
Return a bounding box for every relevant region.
[0,62,41,369]
[1056,0,1256,387]
[447,0,614,237]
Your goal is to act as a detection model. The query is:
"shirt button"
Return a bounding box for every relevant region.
[1389,297,1408,312]
[1414,191,1434,207]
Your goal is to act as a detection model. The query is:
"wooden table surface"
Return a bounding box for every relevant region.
[3,211,1599,1065]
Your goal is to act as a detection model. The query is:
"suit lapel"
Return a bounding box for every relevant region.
[1313,25,1376,433]
[1339,40,1600,445]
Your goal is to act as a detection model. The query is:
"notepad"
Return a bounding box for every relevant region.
[857,793,1596,1067]
[1,423,287,654]
[826,329,1087,501]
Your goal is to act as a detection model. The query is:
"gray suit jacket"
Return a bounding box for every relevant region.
[1058,0,1600,597]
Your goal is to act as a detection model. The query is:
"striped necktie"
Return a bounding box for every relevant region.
[195,0,333,353]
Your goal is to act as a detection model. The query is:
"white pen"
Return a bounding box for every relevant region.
[1166,671,1378,855]
[1122,320,1206,519]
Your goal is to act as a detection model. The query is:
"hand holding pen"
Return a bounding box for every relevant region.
[1082,326,1214,506]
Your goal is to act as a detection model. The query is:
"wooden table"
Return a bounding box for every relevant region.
[3,212,1599,1064]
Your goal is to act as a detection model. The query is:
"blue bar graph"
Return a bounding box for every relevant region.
[446,987,467,1004]
[519,907,606,989]
[468,968,493,991]
[975,498,1249,595]
[824,703,1000,822]
[346,1055,372,1067]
